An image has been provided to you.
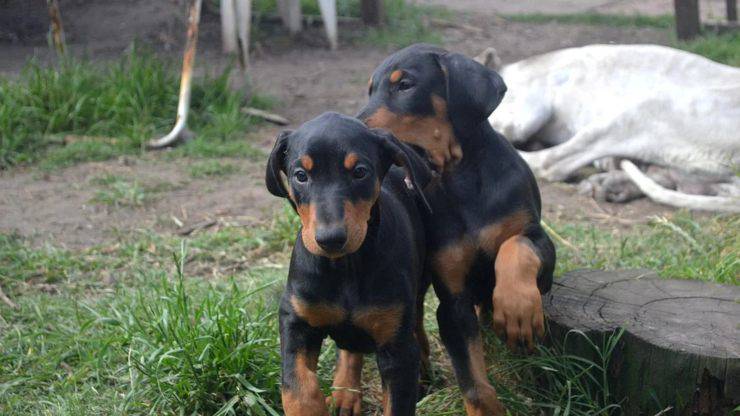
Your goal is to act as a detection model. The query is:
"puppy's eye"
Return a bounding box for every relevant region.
[294,170,308,183]
[398,78,415,91]
[352,166,368,179]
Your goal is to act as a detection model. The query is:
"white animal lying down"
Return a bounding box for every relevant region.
[480,44,740,212]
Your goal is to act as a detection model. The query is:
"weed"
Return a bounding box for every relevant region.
[679,31,740,67]
[503,13,740,67]
[0,47,269,169]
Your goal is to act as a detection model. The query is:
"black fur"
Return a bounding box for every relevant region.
[358,44,556,415]
[266,112,432,416]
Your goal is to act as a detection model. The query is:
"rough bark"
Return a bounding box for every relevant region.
[544,269,739,416]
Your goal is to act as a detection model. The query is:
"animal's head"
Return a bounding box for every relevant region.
[357,43,507,171]
[266,112,431,259]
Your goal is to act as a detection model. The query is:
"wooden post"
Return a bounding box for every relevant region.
[221,0,237,53]
[727,0,738,22]
[674,0,701,40]
[234,0,251,69]
[360,0,384,26]
[317,0,338,50]
[46,0,65,55]
[277,0,302,34]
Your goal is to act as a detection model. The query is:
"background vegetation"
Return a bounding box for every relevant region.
[0,4,737,416]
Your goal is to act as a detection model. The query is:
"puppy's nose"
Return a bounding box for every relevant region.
[315,227,347,252]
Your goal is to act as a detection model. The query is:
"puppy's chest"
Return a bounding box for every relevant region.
[290,294,404,347]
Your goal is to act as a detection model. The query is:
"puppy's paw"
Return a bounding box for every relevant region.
[492,280,544,353]
[326,388,362,416]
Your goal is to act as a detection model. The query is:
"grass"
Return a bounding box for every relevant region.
[1,206,737,415]
[0,232,626,415]
[504,13,675,29]
[356,0,445,48]
[503,12,740,67]
[251,0,443,48]
[551,212,739,285]
[679,31,740,67]
[0,47,271,169]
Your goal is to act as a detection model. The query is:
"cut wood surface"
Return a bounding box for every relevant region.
[544,269,739,415]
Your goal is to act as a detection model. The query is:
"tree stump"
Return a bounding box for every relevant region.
[544,269,739,416]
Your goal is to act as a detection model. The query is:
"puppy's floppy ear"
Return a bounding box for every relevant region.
[373,129,433,213]
[435,52,507,125]
[265,130,293,198]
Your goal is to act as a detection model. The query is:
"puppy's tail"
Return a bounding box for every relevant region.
[620,160,740,213]
[474,47,502,70]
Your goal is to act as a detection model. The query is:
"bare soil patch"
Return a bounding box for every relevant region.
[0,1,678,248]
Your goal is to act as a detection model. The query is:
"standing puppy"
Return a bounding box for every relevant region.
[355,44,555,415]
[265,112,433,416]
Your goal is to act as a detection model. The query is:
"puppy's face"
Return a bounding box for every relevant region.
[265,113,386,258]
[358,45,457,170]
[357,44,507,171]
[287,136,383,258]
[266,113,431,259]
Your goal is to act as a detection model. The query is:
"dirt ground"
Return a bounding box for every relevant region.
[0,0,678,249]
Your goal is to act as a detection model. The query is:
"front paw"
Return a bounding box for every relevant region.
[326,388,362,416]
[491,281,545,352]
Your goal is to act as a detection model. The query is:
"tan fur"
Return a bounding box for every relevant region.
[282,349,329,416]
[327,350,363,414]
[461,339,506,416]
[478,211,530,255]
[382,385,393,416]
[492,236,545,350]
[352,304,404,346]
[433,211,531,295]
[342,182,380,254]
[295,202,330,257]
[389,69,403,83]
[433,238,477,295]
[365,95,461,170]
[290,295,347,327]
[300,154,314,171]
[344,152,359,170]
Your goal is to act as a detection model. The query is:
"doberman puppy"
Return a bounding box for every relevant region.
[326,44,556,415]
[265,112,434,416]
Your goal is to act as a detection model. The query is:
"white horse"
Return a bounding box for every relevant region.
[479,44,740,212]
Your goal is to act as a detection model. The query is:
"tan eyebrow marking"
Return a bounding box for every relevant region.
[367,76,373,92]
[389,69,403,83]
[300,155,314,171]
[344,153,359,170]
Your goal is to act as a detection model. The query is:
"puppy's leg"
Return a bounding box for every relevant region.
[326,350,363,416]
[281,315,328,416]
[492,228,554,352]
[436,294,505,416]
[376,334,421,416]
[415,295,432,391]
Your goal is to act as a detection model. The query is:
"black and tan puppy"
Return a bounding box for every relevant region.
[265,112,433,416]
[327,44,556,415]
